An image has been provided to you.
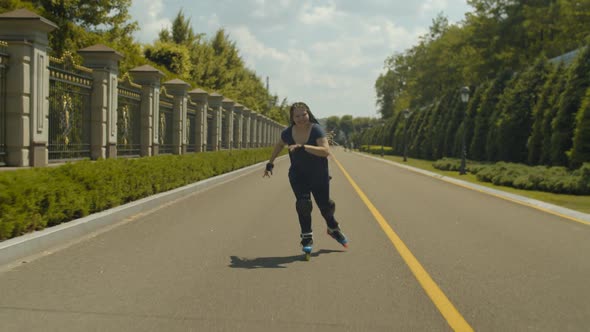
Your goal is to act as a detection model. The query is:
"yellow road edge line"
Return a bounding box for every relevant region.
[332,155,474,332]
[371,155,590,227]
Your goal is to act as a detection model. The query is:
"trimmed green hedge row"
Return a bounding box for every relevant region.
[433,158,590,195]
[359,145,394,155]
[0,148,278,241]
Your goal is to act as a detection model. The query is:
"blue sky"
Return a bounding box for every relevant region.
[129,0,473,119]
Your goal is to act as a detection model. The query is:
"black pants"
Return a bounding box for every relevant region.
[289,171,339,234]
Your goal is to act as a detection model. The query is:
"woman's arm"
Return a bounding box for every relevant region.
[301,137,330,157]
[269,138,286,164]
[264,138,286,178]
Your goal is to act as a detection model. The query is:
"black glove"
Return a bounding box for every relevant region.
[265,162,274,174]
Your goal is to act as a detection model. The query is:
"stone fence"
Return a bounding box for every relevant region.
[0,9,284,167]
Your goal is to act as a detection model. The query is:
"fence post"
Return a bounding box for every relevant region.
[233,103,244,149]
[0,9,57,167]
[241,108,251,149]
[163,79,190,155]
[256,114,264,147]
[78,44,123,159]
[129,65,164,157]
[221,98,235,150]
[208,93,223,151]
[188,88,208,153]
[250,112,258,148]
[263,116,269,147]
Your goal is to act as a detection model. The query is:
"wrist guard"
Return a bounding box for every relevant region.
[265,163,274,173]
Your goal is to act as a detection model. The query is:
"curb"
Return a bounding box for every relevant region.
[0,158,282,267]
[355,152,590,225]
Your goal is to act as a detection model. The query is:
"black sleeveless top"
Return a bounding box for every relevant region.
[281,123,329,176]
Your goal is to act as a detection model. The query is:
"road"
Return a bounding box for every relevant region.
[1,148,589,331]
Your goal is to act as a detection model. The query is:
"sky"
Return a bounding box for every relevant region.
[129,0,473,119]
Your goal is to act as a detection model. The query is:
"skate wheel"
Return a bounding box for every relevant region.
[304,253,311,261]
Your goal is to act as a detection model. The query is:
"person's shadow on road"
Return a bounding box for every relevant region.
[229,249,345,269]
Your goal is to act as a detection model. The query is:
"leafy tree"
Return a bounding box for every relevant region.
[1,0,141,71]
[375,69,398,118]
[144,42,193,81]
[529,61,561,165]
[171,9,200,46]
[325,116,340,134]
[468,70,512,161]
[339,115,354,142]
[540,63,568,165]
[569,87,590,168]
[493,56,550,163]
[551,45,590,167]
[411,104,433,159]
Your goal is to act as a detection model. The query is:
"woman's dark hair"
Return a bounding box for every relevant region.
[289,102,319,125]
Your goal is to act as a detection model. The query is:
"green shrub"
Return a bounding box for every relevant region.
[434,158,590,195]
[0,148,277,241]
[362,145,394,155]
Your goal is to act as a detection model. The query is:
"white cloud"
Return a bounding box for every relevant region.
[131,0,171,43]
[228,26,290,65]
[419,0,449,16]
[250,0,294,19]
[299,1,342,25]
[128,0,472,118]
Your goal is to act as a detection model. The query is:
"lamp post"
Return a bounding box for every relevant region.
[459,86,470,175]
[401,109,413,162]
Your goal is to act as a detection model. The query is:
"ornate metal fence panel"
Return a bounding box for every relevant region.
[117,75,141,156]
[206,108,214,151]
[186,100,198,153]
[48,53,92,161]
[0,41,7,165]
[158,88,174,154]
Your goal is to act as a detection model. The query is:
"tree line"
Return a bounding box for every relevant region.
[365,0,590,169]
[0,1,291,124]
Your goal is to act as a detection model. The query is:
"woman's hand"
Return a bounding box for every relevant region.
[288,144,304,152]
[263,162,274,178]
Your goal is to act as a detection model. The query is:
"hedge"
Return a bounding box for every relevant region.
[433,158,590,195]
[0,148,279,241]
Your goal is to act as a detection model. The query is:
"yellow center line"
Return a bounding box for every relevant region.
[332,155,474,332]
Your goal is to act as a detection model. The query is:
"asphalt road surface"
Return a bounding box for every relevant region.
[1,148,589,331]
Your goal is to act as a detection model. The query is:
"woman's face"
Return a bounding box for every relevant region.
[292,107,310,125]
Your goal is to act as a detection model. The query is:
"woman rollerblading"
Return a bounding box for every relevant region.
[264,102,348,261]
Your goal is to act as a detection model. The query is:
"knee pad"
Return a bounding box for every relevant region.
[296,199,313,216]
[319,199,335,216]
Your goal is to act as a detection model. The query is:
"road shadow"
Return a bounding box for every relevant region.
[229,249,345,269]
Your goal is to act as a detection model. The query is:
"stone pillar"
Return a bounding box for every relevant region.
[262,117,269,147]
[233,103,244,149]
[221,97,234,150]
[241,108,251,148]
[270,121,276,144]
[0,9,57,167]
[129,65,164,157]
[163,79,190,155]
[257,114,264,148]
[208,93,223,151]
[78,44,123,159]
[250,112,258,148]
[188,88,208,152]
[259,116,266,147]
